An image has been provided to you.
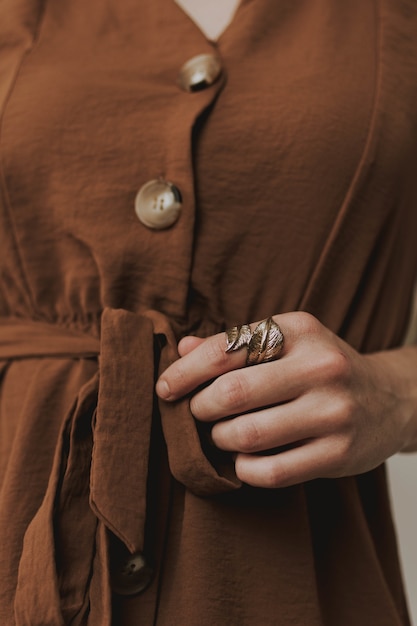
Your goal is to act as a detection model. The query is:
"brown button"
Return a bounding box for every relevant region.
[111,550,153,597]
[178,53,223,92]
[135,179,182,230]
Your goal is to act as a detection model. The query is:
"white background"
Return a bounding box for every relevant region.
[388,455,417,625]
[387,296,417,625]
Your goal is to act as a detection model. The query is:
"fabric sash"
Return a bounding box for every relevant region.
[0,308,240,625]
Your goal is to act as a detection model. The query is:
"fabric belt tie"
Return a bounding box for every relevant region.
[0,308,240,626]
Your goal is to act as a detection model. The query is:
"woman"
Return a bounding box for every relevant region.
[0,0,416,624]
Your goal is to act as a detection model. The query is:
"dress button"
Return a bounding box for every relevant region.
[111,550,153,597]
[178,53,223,92]
[135,179,182,230]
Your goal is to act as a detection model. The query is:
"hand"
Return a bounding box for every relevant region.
[156,312,417,488]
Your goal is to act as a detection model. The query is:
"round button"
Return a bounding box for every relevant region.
[178,53,223,92]
[111,551,153,597]
[135,179,182,230]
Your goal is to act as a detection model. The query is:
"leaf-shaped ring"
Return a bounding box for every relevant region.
[225,317,284,366]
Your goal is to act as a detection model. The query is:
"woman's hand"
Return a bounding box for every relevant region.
[156,312,417,488]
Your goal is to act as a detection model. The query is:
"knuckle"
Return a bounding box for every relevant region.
[266,459,290,488]
[331,395,356,430]
[235,419,262,453]
[330,435,355,475]
[316,349,351,383]
[328,350,351,382]
[217,374,248,412]
[293,311,321,336]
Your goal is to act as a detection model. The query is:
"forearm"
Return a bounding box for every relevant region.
[365,344,417,452]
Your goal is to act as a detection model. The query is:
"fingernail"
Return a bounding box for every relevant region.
[156,379,171,400]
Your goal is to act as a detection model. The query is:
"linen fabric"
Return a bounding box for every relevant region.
[0,0,416,624]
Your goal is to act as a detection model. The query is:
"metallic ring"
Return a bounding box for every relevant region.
[225,317,284,366]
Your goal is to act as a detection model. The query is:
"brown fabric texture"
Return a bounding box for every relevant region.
[0,0,416,624]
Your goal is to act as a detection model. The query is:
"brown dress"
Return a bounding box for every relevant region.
[0,0,416,624]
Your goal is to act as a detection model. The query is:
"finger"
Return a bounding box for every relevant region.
[234,437,341,488]
[210,397,324,453]
[156,311,322,401]
[178,336,204,357]
[157,314,292,401]
[190,355,305,421]
[156,331,246,400]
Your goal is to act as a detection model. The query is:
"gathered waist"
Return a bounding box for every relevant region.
[0,315,101,360]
